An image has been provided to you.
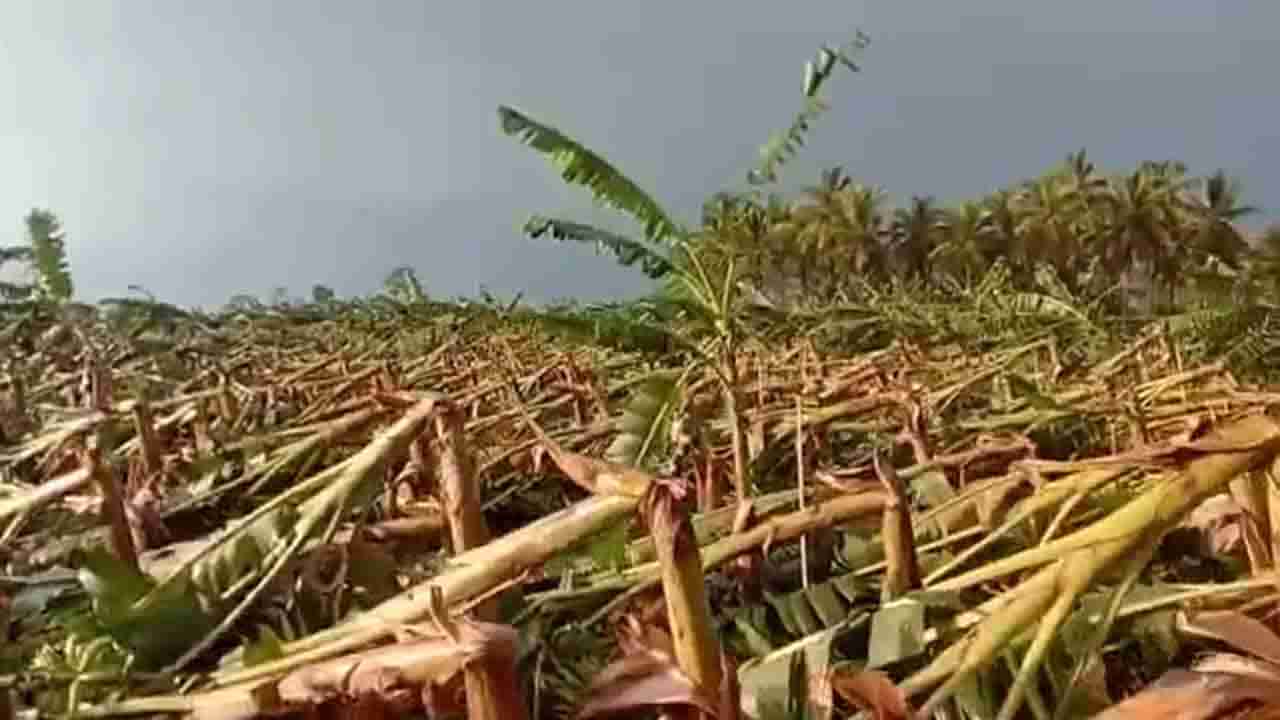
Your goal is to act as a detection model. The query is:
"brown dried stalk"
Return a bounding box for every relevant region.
[875,448,921,600]
[131,399,162,477]
[453,622,528,720]
[645,481,723,703]
[84,434,139,574]
[1228,467,1272,572]
[435,401,511,717]
[435,405,490,560]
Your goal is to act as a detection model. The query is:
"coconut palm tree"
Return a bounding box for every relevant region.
[1180,169,1257,272]
[1244,224,1280,299]
[979,189,1032,283]
[890,195,947,281]
[1058,149,1108,206]
[767,168,890,296]
[795,167,856,288]
[701,192,774,297]
[1093,167,1183,311]
[723,192,798,302]
[830,181,891,283]
[1015,176,1084,287]
[930,200,994,283]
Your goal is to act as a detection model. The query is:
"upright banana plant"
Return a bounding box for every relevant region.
[500,101,749,500]
[382,266,429,306]
[23,209,74,303]
[498,34,868,505]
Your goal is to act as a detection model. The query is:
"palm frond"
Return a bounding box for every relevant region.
[524,216,675,279]
[498,106,682,244]
[748,96,831,187]
[749,33,870,186]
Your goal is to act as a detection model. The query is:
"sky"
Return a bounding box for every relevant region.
[2,2,1277,309]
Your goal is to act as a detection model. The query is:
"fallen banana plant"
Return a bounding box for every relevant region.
[903,413,1280,719]
[78,592,525,720]
[207,495,648,685]
[68,395,446,675]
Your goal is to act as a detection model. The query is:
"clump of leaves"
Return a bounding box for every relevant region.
[67,546,217,669]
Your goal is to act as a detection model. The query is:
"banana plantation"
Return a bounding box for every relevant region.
[8,36,1280,720]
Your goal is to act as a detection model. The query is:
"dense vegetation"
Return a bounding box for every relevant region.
[6,33,1280,720]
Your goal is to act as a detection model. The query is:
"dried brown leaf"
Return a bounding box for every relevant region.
[516,397,653,497]
[615,611,676,658]
[1180,611,1280,667]
[275,621,511,708]
[1195,652,1280,683]
[1187,495,1245,554]
[1093,667,1280,720]
[551,444,655,498]
[829,668,916,720]
[576,649,719,720]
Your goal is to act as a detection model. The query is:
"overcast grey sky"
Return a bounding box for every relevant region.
[3,2,1277,309]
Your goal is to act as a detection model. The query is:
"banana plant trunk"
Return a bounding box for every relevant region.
[648,483,723,715]
[723,349,748,506]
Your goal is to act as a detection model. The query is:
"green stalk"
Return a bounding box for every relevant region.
[932,415,1280,593]
[167,395,446,671]
[905,413,1280,708]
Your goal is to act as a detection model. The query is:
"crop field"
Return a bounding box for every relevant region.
[6,36,1280,720]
